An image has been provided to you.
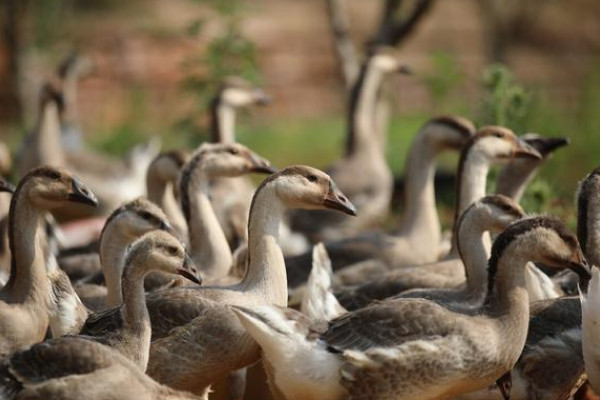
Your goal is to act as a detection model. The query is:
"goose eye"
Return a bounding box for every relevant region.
[166,246,179,256]
[493,132,503,138]
[307,175,318,183]
[48,172,61,181]
[228,148,239,155]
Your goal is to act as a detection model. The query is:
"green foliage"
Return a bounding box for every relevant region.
[480,64,532,131]
[421,51,463,110]
[177,0,260,145]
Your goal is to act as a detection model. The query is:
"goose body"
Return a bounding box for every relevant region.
[234,217,588,400]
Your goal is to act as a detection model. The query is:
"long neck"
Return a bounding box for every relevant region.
[210,99,236,144]
[4,198,50,306]
[62,75,79,126]
[457,216,492,302]
[398,131,440,246]
[346,62,384,158]
[185,174,232,279]
[496,159,540,203]
[121,262,152,371]
[101,224,135,308]
[450,152,491,255]
[238,185,287,306]
[36,103,64,166]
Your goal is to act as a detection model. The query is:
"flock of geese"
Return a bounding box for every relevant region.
[0,46,599,400]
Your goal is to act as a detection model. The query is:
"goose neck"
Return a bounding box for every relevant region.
[398,133,440,242]
[121,263,151,370]
[450,152,491,254]
[238,186,287,305]
[485,251,530,319]
[185,172,232,279]
[457,215,492,301]
[211,101,236,144]
[4,199,50,305]
[496,159,540,203]
[583,193,600,266]
[36,102,64,166]
[100,223,135,308]
[346,63,384,158]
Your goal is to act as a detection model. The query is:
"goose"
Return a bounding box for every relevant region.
[0,141,11,177]
[16,83,159,215]
[142,166,356,396]
[79,230,201,371]
[146,150,191,240]
[293,126,541,294]
[285,115,476,287]
[232,216,589,400]
[290,47,411,242]
[180,142,275,281]
[581,266,600,395]
[208,77,271,247]
[0,337,201,400]
[0,166,97,356]
[0,179,15,287]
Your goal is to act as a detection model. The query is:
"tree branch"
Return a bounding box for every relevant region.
[325,0,360,90]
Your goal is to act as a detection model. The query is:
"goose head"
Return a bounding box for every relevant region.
[465,126,542,162]
[259,165,357,216]
[425,115,476,150]
[147,150,190,185]
[101,198,177,243]
[19,166,97,209]
[367,46,411,75]
[185,143,276,180]
[491,217,590,282]
[58,51,94,80]
[124,230,201,284]
[217,77,271,108]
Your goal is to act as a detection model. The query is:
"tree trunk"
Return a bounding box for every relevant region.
[0,0,23,124]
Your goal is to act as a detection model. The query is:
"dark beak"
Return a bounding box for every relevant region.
[68,177,98,207]
[513,138,542,160]
[525,136,570,157]
[177,254,202,285]
[0,179,15,194]
[397,64,412,75]
[323,180,357,216]
[250,154,278,174]
[254,90,272,106]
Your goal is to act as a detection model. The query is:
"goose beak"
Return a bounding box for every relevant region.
[0,179,15,194]
[324,181,357,216]
[513,139,542,160]
[177,254,202,285]
[254,90,272,106]
[525,136,570,157]
[67,177,98,207]
[569,251,591,280]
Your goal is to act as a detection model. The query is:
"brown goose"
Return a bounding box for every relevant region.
[233,217,588,400]
[290,47,411,242]
[79,230,201,371]
[0,167,97,357]
[144,166,356,397]
[285,115,476,287]
[0,179,15,287]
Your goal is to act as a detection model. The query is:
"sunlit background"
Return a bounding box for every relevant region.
[1,0,599,227]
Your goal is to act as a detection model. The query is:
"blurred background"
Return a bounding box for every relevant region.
[1,0,599,227]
